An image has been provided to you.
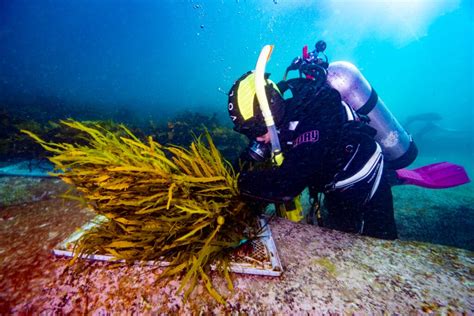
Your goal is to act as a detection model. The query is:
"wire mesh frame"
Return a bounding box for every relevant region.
[53,214,283,277]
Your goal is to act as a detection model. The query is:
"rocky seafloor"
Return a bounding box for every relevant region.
[0,176,473,314]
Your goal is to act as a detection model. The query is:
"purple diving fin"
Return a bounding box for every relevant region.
[395,162,471,189]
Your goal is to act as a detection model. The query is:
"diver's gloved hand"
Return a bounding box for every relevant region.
[238,171,258,198]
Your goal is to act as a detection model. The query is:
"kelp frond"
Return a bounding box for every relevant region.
[23,119,255,304]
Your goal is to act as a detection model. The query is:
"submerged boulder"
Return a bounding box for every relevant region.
[1,191,472,313]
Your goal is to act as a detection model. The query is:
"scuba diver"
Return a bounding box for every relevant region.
[227,41,470,240]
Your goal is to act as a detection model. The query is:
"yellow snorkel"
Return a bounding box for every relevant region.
[255,45,284,166]
[255,45,304,222]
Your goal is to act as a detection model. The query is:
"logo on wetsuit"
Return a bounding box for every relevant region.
[293,130,319,148]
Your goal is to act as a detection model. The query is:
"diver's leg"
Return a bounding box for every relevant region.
[323,191,362,234]
[360,175,398,240]
[324,171,398,239]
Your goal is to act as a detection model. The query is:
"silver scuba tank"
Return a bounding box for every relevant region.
[326,61,417,169]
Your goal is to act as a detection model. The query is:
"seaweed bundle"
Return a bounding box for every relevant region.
[22,119,256,304]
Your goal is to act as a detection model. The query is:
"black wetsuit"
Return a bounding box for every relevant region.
[238,79,398,240]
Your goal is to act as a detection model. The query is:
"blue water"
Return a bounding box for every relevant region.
[1,0,472,126]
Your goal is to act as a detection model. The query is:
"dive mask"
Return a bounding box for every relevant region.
[247,140,271,162]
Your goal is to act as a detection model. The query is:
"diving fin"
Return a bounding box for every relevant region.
[395,162,470,189]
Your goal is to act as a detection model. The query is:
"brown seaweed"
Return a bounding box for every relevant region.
[22,119,256,304]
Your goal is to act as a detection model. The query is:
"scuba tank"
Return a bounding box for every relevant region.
[326,61,417,169]
[284,40,418,169]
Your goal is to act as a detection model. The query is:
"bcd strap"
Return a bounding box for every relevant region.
[342,120,377,138]
[356,88,378,116]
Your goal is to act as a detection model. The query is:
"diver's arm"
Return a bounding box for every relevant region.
[238,146,322,202]
[238,168,305,203]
